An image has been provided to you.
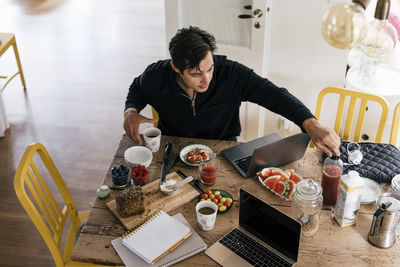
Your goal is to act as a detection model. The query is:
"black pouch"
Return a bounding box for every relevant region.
[331,141,400,184]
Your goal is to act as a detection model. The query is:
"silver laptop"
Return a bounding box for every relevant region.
[205,189,301,267]
[221,133,310,178]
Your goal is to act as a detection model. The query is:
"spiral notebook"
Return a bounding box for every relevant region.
[112,213,207,266]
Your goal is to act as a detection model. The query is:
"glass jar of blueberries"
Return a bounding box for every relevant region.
[111,164,130,188]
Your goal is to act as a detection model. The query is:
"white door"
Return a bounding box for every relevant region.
[165,0,271,141]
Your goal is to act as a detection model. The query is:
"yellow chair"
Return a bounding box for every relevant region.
[390,102,400,146]
[151,106,159,127]
[14,143,113,267]
[313,86,389,144]
[0,33,27,92]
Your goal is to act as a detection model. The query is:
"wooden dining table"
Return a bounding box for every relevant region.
[71,134,400,266]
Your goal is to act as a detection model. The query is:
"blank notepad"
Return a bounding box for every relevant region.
[122,210,192,264]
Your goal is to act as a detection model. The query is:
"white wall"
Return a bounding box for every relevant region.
[262,0,348,137]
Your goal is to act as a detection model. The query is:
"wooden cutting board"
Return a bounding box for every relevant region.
[106,172,200,230]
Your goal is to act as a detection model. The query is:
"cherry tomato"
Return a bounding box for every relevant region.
[205,190,212,196]
[224,201,232,208]
[212,198,219,205]
[209,194,215,200]
[201,193,208,199]
[214,191,221,196]
[220,197,226,204]
[215,194,222,200]
[188,151,194,157]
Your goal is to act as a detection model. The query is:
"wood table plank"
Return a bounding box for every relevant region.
[72,134,399,267]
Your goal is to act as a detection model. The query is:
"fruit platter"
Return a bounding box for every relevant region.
[257,167,303,201]
[198,189,233,214]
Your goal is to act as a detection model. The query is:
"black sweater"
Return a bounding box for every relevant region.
[125,55,314,140]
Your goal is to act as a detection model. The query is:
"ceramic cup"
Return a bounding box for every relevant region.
[143,127,161,152]
[196,201,218,231]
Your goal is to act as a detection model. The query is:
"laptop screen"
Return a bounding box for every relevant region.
[239,189,301,262]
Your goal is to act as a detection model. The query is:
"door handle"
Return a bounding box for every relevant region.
[238,8,263,19]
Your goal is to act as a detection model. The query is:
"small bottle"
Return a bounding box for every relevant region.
[321,155,343,205]
[334,171,364,227]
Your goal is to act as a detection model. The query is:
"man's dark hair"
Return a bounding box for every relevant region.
[169,26,217,73]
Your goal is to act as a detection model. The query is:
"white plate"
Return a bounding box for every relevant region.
[179,144,216,167]
[360,177,382,204]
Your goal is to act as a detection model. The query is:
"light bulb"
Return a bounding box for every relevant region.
[321,0,370,49]
[360,0,398,58]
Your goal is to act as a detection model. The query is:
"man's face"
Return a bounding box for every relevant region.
[175,51,214,93]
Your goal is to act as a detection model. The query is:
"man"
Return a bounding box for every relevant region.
[124,26,340,156]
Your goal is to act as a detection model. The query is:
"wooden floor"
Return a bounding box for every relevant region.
[0,0,165,266]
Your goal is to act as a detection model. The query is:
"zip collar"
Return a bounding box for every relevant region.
[180,91,197,116]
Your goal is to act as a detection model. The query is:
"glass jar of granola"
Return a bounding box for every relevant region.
[291,178,323,237]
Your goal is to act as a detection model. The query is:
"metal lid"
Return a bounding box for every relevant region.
[374,0,391,20]
[296,178,322,200]
[331,155,339,160]
[353,0,371,10]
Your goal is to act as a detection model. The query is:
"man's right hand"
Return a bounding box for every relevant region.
[123,108,157,145]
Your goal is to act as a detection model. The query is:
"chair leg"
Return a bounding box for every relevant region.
[11,38,27,90]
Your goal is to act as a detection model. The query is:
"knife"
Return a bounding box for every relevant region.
[160,143,172,186]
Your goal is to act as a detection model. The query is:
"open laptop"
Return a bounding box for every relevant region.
[205,189,301,267]
[221,133,310,178]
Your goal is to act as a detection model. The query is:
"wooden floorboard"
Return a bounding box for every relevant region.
[0,0,164,266]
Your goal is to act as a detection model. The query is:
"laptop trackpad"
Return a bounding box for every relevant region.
[206,242,252,267]
[222,254,252,267]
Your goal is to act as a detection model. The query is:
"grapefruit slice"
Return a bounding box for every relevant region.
[290,172,303,184]
[285,179,296,199]
[261,167,272,178]
[269,168,289,179]
[275,180,290,196]
[263,175,281,189]
[285,169,294,178]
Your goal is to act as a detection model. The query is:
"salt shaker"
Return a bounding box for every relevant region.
[291,178,323,237]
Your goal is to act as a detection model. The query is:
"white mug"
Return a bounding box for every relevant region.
[143,127,161,153]
[196,201,218,231]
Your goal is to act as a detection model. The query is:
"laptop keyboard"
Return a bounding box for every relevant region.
[219,228,291,267]
[233,155,252,174]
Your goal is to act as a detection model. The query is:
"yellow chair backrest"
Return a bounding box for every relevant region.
[151,106,159,127]
[314,86,389,143]
[390,102,400,146]
[14,143,110,267]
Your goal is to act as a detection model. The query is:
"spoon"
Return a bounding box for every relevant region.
[167,176,194,192]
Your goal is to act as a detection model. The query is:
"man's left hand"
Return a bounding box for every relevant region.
[302,118,341,157]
